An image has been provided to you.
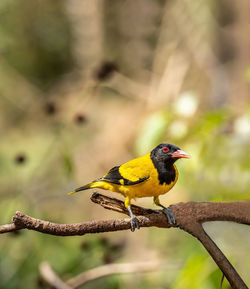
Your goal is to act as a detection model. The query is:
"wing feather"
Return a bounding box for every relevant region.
[98,165,149,186]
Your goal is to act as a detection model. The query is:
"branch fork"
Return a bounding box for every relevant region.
[0,192,249,289]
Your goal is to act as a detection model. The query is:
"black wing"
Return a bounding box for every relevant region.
[97,166,148,186]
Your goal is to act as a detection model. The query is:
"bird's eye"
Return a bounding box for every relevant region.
[163,147,169,152]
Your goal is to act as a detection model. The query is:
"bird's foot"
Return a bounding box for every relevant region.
[159,206,176,225]
[130,216,140,232]
[127,205,140,232]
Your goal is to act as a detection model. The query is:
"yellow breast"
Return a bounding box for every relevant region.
[90,153,178,200]
[115,154,178,199]
[119,168,178,199]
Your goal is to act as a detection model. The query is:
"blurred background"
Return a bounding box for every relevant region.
[0,0,250,288]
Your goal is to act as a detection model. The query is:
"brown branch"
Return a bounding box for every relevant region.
[7,211,165,235]
[90,193,250,226]
[0,193,249,289]
[91,194,250,289]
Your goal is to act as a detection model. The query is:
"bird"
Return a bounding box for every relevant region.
[69,143,190,231]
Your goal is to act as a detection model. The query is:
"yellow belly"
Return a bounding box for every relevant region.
[91,165,178,200]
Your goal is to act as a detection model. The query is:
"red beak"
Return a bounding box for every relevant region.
[171,149,190,159]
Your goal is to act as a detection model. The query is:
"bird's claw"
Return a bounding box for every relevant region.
[162,207,176,225]
[130,216,140,232]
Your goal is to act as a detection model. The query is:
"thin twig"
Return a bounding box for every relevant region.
[40,262,72,289]
[67,261,161,288]
[219,273,225,289]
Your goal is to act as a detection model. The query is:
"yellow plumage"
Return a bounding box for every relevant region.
[69,143,189,231]
[89,153,178,200]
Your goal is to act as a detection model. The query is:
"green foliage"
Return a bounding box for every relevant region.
[0,0,74,90]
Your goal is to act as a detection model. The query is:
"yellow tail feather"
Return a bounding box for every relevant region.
[68,190,77,195]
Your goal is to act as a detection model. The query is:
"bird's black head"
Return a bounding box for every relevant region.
[150,143,190,165]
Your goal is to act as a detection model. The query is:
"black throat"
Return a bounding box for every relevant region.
[150,152,176,185]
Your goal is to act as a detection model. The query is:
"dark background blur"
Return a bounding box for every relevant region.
[0,1,250,288]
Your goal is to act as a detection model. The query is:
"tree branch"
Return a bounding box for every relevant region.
[90,193,250,226]
[0,192,249,289]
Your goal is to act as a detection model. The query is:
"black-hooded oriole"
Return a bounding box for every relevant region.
[69,143,190,231]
